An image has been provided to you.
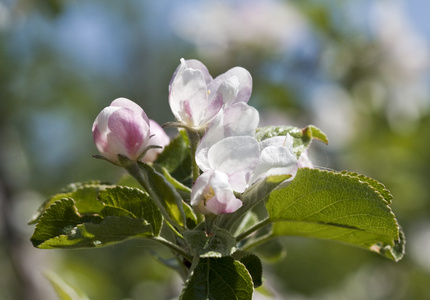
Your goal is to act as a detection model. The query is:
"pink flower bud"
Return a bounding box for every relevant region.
[142,119,171,163]
[92,98,151,165]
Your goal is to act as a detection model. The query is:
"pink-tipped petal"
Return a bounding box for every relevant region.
[92,99,151,164]
[111,97,149,124]
[191,170,242,215]
[107,108,150,160]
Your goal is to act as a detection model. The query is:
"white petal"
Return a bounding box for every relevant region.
[259,134,294,150]
[208,136,259,192]
[298,150,313,168]
[195,112,225,171]
[250,146,298,184]
[169,63,209,126]
[208,67,252,105]
[190,171,213,207]
[195,103,259,171]
[213,76,240,106]
[222,103,259,137]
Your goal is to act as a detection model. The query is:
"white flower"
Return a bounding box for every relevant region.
[168,58,252,129]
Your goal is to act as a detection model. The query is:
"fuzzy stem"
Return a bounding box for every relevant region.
[122,158,183,232]
[186,129,201,182]
[241,232,273,251]
[235,218,271,242]
[204,214,218,235]
[150,236,193,262]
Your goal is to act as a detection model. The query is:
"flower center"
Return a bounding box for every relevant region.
[204,186,215,202]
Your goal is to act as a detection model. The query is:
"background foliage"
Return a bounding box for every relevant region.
[1,0,430,299]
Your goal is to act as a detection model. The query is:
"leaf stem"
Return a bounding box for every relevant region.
[150,236,193,262]
[235,218,272,242]
[241,232,273,251]
[204,214,218,235]
[124,162,165,214]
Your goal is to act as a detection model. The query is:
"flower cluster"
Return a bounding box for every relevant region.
[31,58,403,300]
[93,58,308,215]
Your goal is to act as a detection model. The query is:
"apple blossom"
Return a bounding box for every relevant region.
[191,136,260,215]
[92,98,167,165]
[191,170,243,215]
[168,58,252,129]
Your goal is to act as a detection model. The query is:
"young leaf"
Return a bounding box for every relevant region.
[183,225,237,257]
[238,254,263,288]
[265,168,404,261]
[156,165,192,200]
[255,125,328,157]
[44,271,90,300]
[180,257,254,300]
[37,216,154,249]
[137,162,187,229]
[155,130,192,184]
[28,182,112,225]
[30,198,101,248]
[30,186,163,249]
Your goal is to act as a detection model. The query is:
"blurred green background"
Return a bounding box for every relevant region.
[1,0,430,299]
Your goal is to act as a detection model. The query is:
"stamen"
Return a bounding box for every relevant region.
[203,186,215,205]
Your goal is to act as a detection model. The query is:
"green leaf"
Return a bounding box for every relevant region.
[137,162,187,229]
[218,174,291,231]
[340,171,393,204]
[155,130,192,184]
[156,166,192,200]
[182,200,198,229]
[28,182,112,225]
[265,168,404,261]
[252,239,287,263]
[255,125,328,157]
[98,186,163,236]
[238,254,263,288]
[180,257,253,300]
[30,186,163,249]
[37,216,153,249]
[44,271,89,300]
[183,224,237,257]
[30,198,101,248]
